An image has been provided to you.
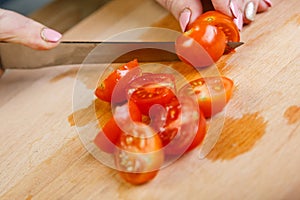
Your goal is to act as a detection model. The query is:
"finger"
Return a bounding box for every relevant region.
[243,0,260,24]
[211,0,243,30]
[243,0,271,23]
[155,0,203,32]
[0,9,62,50]
[257,0,272,13]
[212,0,259,30]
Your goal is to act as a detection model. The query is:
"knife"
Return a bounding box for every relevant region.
[0,41,243,69]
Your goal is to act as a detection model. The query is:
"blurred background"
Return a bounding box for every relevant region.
[0,0,53,15]
[0,0,110,33]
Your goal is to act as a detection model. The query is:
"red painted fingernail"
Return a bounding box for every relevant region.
[263,0,273,7]
[40,27,62,43]
[229,0,239,18]
[233,11,243,31]
[179,8,191,32]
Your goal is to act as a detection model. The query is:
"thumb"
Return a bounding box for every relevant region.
[0,9,62,50]
[155,0,203,32]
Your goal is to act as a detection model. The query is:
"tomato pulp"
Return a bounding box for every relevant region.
[180,76,234,118]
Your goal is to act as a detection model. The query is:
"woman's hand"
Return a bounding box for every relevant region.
[155,0,272,31]
[0,8,62,50]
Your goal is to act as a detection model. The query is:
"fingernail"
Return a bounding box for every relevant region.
[263,0,272,7]
[179,8,191,32]
[245,1,256,22]
[40,27,62,43]
[233,11,243,31]
[229,0,239,18]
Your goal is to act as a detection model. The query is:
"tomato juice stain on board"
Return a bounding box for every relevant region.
[68,99,111,127]
[50,68,79,83]
[284,105,300,125]
[25,194,32,200]
[206,112,267,161]
[216,52,235,74]
[284,14,300,25]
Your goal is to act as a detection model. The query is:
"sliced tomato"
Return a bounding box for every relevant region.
[180,76,234,118]
[94,101,142,153]
[188,11,240,53]
[161,96,207,155]
[176,23,226,66]
[149,97,181,146]
[127,73,176,115]
[95,59,140,103]
[114,122,164,185]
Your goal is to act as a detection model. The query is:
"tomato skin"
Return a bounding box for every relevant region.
[180,76,234,118]
[160,96,207,155]
[127,73,176,115]
[176,23,226,67]
[94,101,142,153]
[188,11,240,53]
[185,110,206,152]
[114,123,164,185]
[95,59,140,103]
[149,97,181,146]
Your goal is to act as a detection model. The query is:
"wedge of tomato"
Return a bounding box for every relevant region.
[114,123,164,185]
[127,73,176,115]
[94,101,142,153]
[160,96,207,155]
[180,76,234,118]
[149,97,181,146]
[95,59,140,103]
[188,11,240,53]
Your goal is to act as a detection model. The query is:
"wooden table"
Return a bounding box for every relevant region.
[1,0,300,199]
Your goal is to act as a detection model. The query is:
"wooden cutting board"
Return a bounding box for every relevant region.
[0,0,300,199]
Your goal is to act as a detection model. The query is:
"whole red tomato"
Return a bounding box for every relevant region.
[176,23,226,67]
[189,11,240,53]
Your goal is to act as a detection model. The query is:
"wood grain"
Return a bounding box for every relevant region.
[0,0,300,199]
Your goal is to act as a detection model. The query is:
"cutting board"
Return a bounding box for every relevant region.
[0,0,300,199]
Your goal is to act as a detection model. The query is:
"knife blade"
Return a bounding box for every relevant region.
[0,41,243,70]
[0,41,180,69]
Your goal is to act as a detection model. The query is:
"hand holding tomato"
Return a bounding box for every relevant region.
[176,11,241,67]
[155,0,272,31]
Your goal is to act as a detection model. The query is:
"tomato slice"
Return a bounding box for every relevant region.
[180,76,234,118]
[160,96,207,155]
[176,23,226,65]
[95,59,140,103]
[94,101,142,153]
[114,122,164,185]
[127,73,176,115]
[188,11,240,53]
[148,97,180,146]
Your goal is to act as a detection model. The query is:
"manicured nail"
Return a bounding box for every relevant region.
[229,0,239,18]
[245,1,256,22]
[263,0,272,7]
[233,11,243,31]
[40,27,62,43]
[179,8,191,32]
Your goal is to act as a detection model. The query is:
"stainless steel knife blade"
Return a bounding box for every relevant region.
[0,41,179,69]
[0,41,244,69]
